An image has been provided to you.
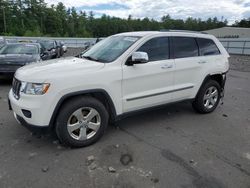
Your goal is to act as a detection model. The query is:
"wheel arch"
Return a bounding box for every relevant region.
[196,73,226,98]
[49,89,117,129]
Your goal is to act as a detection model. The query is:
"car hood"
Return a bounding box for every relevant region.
[15,57,105,82]
[0,54,38,65]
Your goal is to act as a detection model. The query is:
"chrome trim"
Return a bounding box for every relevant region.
[126,86,194,101]
[12,78,21,100]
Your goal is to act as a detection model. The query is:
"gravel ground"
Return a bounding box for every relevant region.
[0,54,249,188]
[229,55,250,72]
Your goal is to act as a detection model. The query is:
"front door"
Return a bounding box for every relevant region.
[122,36,175,113]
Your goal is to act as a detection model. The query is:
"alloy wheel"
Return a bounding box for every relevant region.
[203,86,219,109]
[67,107,101,140]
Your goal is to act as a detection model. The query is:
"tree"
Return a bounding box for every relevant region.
[0,0,233,37]
[44,6,61,36]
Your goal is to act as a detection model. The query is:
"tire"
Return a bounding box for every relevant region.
[57,51,61,58]
[55,96,109,147]
[192,80,221,114]
[60,49,64,57]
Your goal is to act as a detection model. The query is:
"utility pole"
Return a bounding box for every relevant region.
[3,7,6,33]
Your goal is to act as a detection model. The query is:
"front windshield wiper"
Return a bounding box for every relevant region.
[82,55,100,62]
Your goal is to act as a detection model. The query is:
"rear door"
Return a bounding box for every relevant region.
[172,36,223,101]
[172,36,203,101]
[122,36,175,113]
[196,37,224,75]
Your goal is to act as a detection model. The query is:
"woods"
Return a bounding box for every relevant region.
[0,0,244,38]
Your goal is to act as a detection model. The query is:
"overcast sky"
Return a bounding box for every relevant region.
[45,0,250,24]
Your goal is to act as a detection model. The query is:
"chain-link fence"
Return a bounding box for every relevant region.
[220,38,250,55]
[3,36,250,55]
[4,36,97,48]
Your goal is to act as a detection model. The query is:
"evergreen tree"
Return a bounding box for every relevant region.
[0,0,244,37]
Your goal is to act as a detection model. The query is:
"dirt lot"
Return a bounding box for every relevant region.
[0,54,250,188]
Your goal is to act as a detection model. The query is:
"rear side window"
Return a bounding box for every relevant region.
[197,38,220,56]
[137,37,169,61]
[173,37,199,59]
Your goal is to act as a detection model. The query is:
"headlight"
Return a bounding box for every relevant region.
[20,82,50,95]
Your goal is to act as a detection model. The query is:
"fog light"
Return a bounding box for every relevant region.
[22,109,32,118]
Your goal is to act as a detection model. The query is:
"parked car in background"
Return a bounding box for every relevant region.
[57,41,66,57]
[82,41,94,51]
[37,40,61,59]
[0,37,6,48]
[18,40,34,43]
[0,43,42,75]
[95,38,103,43]
[60,41,67,54]
[76,39,103,58]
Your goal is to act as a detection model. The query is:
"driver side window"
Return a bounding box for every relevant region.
[137,37,169,62]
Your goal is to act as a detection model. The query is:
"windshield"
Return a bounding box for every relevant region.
[39,41,54,50]
[82,36,140,63]
[0,44,39,55]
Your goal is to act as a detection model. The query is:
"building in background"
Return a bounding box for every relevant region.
[204,27,250,38]
[204,27,250,55]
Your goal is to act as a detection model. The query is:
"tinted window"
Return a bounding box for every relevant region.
[0,44,39,55]
[197,38,220,56]
[137,37,169,61]
[173,37,199,58]
[39,41,55,50]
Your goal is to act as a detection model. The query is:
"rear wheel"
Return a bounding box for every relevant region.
[55,96,108,147]
[192,80,221,114]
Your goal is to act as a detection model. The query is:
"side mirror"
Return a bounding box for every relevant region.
[126,52,149,66]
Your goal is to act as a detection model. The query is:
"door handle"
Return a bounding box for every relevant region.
[161,64,173,69]
[198,61,207,64]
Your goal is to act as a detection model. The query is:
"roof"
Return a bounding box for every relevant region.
[115,30,210,37]
[115,31,161,37]
[5,42,40,47]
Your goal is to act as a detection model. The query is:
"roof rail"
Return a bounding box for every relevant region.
[160,29,207,34]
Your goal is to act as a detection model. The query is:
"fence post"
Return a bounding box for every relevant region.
[242,41,246,55]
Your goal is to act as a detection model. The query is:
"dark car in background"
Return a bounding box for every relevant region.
[0,43,41,75]
[58,41,67,56]
[82,41,93,51]
[37,40,61,59]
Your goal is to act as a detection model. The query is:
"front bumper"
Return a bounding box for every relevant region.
[14,113,50,133]
[8,89,52,128]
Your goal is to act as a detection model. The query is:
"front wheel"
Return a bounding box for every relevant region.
[55,97,109,147]
[192,80,221,114]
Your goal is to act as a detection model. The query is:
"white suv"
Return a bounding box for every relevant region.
[8,31,229,147]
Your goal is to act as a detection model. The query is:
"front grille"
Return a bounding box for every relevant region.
[12,78,21,100]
